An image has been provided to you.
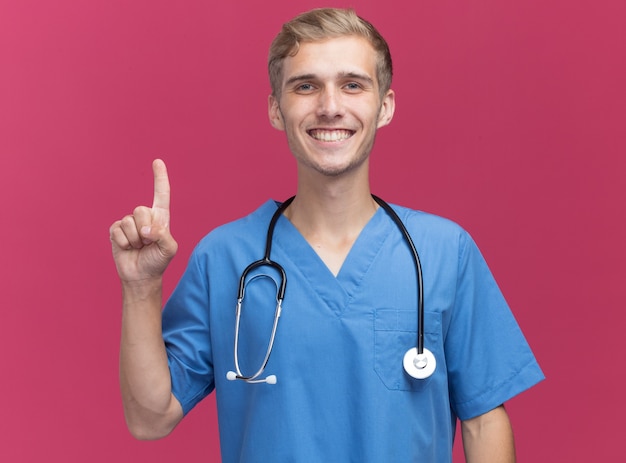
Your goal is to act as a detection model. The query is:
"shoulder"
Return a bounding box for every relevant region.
[193,199,280,255]
[380,202,484,267]
[388,202,470,241]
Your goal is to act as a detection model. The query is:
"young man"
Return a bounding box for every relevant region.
[110,8,543,462]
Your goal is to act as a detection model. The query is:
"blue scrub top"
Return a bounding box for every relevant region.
[162,199,544,462]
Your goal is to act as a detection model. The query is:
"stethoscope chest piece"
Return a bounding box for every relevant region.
[403,347,436,379]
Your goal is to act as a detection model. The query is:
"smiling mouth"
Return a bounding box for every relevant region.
[308,129,354,142]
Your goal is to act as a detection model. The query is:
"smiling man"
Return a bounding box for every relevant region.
[269,35,394,179]
[110,8,543,462]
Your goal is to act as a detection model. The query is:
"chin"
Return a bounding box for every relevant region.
[307,157,369,178]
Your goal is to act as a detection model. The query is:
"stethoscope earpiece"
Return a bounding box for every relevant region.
[227,370,277,384]
[403,347,436,380]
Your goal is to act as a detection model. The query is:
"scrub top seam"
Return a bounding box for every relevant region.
[344,211,395,308]
[273,217,349,319]
[451,357,544,420]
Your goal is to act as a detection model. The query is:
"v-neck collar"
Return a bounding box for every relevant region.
[271,204,392,316]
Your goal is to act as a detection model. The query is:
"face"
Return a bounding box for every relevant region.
[268,35,395,179]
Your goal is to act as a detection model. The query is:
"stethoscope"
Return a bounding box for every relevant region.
[226,196,436,385]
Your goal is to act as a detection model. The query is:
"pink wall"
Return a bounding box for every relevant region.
[1,0,624,461]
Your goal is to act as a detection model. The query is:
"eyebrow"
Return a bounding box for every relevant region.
[284,73,316,86]
[284,71,375,87]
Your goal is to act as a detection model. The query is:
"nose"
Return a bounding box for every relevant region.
[316,87,344,119]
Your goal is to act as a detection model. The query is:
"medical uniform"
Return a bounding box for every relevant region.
[162,199,544,462]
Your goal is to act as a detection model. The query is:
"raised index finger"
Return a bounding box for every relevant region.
[151,159,171,225]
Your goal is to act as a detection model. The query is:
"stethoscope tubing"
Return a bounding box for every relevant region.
[371,195,425,355]
[230,195,428,384]
[231,197,294,383]
[236,196,294,302]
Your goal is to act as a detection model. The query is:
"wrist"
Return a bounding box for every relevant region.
[121,277,163,305]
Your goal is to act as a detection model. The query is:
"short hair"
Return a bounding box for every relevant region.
[268,8,393,98]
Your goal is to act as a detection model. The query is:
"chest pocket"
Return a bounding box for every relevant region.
[374,309,442,391]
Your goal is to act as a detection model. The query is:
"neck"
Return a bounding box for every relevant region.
[285,167,377,234]
[283,168,378,276]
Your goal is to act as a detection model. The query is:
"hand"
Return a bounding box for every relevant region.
[110,159,178,283]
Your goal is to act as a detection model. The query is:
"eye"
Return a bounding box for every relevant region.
[344,82,363,92]
[295,83,315,93]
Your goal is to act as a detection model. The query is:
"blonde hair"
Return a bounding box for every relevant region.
[268,8,393,98]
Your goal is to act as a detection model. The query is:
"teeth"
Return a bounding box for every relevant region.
[309,129,352,142]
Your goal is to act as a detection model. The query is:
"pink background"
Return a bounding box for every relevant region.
[1,0,624,461]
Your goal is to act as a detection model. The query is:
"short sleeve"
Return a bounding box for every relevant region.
[162,249,215,415]
[445,232,544,420]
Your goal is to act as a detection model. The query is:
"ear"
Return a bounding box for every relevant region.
[376,89,395,129]
[268,94,285,131]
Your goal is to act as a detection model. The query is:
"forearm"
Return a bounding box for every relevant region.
[119,278,183,439]
[461,405,516,463]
